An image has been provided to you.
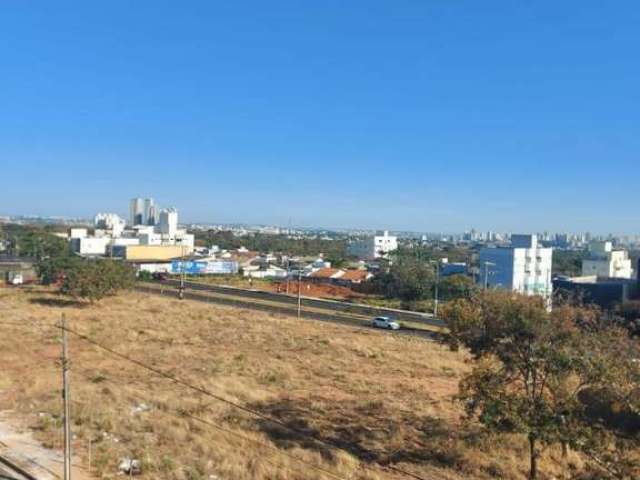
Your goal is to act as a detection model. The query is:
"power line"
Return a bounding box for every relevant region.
[62,324,429,480]
[0,320,53,328]
[0,316,426,480]
[72,367,349,480]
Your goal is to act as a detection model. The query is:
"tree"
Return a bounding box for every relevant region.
[552,250,586,277]
[439,274,476,300]
[568,326,640,479]
[441,292,636,479]
[36,254,82,285]
[373,258,435,302]
[61,259,135,303]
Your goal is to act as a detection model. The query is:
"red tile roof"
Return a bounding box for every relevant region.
[340,270,371,281]
[308,268,343,279]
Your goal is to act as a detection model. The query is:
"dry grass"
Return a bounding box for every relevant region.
[0,286,579,479]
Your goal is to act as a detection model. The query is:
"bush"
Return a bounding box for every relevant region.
[137,270,153,282]
[36,255,82,285]
[61,259,136,302]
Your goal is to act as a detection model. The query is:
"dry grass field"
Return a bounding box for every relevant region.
[0,286,578,479]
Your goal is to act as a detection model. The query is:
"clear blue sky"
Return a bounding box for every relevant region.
[1,1,639,234]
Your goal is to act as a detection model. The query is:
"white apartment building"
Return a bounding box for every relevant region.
[346,230,398,259]
[582,241,633,279]
[158,208,179,236]
[479,234,553,307]
[94,213,126,237]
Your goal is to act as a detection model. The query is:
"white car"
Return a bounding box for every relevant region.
[371,316,400,330]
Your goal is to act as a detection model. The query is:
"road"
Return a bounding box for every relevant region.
[0,456,38,480]
[137,281,446,340]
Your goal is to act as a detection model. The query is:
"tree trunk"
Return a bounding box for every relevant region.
[529,435,538,480]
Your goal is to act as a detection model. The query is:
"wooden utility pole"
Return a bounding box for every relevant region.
[433,260,440,318]
[297,268,302,320]
[61,314,72,480]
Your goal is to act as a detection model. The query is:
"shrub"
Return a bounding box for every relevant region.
[61,259,136,302]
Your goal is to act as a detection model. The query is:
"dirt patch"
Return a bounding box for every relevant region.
[270,280,364,301]
[0,411,90,479]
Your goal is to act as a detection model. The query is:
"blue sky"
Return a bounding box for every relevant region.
[1,1,639,233]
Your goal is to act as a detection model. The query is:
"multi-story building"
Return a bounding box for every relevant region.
[581,241,633,279]
[94,213,126,237]
[129,198,145,226]
[346,230,398,259]
[158,208,178,237]
[143,198,157,225]
[478,234,553,307]
[73,199,193,257]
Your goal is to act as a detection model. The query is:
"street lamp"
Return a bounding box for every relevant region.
[178,243,186,300]
[483,261,496,290]
[429,260,441,318]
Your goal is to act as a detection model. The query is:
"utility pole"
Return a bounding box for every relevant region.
[297,268,302,320]
[61,314,72,480]
[285,256,290,295]
[179,244,185,300]
[483,261,495,290]
[433,260,440,318]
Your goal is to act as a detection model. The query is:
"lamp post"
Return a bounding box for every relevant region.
[429,260,441,318]
[483,261,496,290]
[179,244,186,300]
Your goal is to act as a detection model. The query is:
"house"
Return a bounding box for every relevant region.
[337,269,373,285]
[307,267,374,285]
[307,268,345,281]
[243,264,287,279]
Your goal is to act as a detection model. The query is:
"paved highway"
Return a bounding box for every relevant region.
[137,281,445,340]
[163,279,445,326]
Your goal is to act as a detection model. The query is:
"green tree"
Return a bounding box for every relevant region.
[374,258,434,301]
[560,319,640,480]
[439,274,476,300]
[36,254,82,285]
[61,259,135,303]
[441,292,636,479]
[552,250,587,277]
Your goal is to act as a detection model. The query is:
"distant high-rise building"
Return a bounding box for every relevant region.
[147,204,157,226]
[158,208,179,237]
[479,234,553,308]
[129,198,144,226]
[143,198,157,225]
[129,197,158,226]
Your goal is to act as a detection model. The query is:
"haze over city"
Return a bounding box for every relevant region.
[2,1,639,233]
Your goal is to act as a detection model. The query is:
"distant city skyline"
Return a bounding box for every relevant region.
[1,2,639,234]
[3,210,640,240]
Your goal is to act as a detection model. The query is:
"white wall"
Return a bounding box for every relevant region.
[70,228,87,239]
[347,231,397,259]
[72,237,110,255]
[582,244,632,279]
[479,240,553,306]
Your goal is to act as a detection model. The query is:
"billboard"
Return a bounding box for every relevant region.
[171,260,238,275]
